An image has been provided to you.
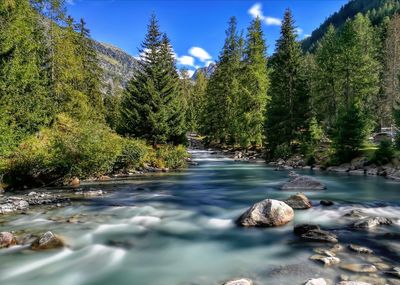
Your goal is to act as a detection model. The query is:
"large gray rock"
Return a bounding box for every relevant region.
[222,279,253,285]
[237,199,294,227]
[284,193,312,209]
[0,232,16,248]
[353,217,393,229]
[31,231,64,251]
[301,229,338,243]
[281,176,326,191]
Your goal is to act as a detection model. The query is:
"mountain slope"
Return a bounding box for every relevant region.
[93,41,139,93]
[302,0,400,52]
[192,63,216,80]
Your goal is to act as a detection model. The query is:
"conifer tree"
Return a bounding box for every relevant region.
[192,70,207,133]
[0,0,51,136]
[238,17,269,147]
[120,15,185,145]
[202,17,241,144]
[265,9,310,157]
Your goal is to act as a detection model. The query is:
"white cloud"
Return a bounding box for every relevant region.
[304,34,311,38]
[177,55,195,66]
[248,3,281,26]
[66,0,75,5]
[189,47,212,62]
[296,28,303,35]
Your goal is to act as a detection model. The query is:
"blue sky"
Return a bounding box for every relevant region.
[67,0,348,76]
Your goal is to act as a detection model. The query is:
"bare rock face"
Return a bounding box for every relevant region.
[237,199,294,227]
[339,264,377,273]
[222,279,253,285]
[31,231,65,251]
[353,217,393,229]
[284,193,312,209]
[0,232,17,248]
[281,176,326,191]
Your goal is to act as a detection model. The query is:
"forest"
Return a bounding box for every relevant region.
[1,0,400,189]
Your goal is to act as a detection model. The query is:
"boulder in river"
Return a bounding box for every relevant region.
[344,209,366,219]
[353,217,393,229]
[310,254,340,266]
[304,278,327,285]
[31,231,65,251]
[339,264,377,273]
[281,176,326,191]
[284,193,312,209]
[348,244,373,254]
[0,232,17,248]
[222,278,253,285]
[237,199,294,227]
[301,229,338,243]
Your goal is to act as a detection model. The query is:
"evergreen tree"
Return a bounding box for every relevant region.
[120,15,185,145]
[192,70,208,133]
[314,25,341,129]
[202,17,241,144]
[382,15,400,127]
[0,0,51,136]
[238,17,269,147]
[265,9,310,157]
[75,18,105,120]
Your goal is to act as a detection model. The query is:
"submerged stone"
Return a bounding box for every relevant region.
[31,231,64,251]
[301,229,338,243]
[222,278,253,285]
[348,244,373,254]
[310,254,340,266]
[281,176,326,191]
[339,264,377,273]
[353,217,393,229]
[304,278,327,285]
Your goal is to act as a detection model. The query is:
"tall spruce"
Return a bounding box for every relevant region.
[265,9,310,157]
[330,14,380,160]
[120,15,185,144]
[238,17,269,147]
[0,0,51,136]
[202,17,241,144]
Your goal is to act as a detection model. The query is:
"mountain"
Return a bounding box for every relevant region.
[192,63,216,80]
[302,0,400,52]
[93,41,139,93]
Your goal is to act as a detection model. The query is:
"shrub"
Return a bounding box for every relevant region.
[3,114,123,188]
[273,143,291,160]
[118,138,150,170]
[147,145,189,169]
[372,140,394,166]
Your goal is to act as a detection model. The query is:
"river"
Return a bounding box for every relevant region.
[0,150,399,285]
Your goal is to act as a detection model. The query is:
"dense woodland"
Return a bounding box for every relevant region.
[1,0,400,189]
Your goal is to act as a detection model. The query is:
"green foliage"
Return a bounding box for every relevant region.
[3,115,123,188]
[154,145,189,169]
[273,144,292,160]
[372,139,395,165]
[119,138,149,170]
[332,102,368,163]
[394,108,400,149]
[265,9,311,157]
[120,15,186,145]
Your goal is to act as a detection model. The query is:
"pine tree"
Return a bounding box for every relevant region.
[75,18,105,119]
[0,0,51,136]
[265,9,310,157]
[202,17,241,144]
[120,15,185,145]
[383,15,400,127]
[192,70,207,133]
[238,17,269,147]
[314,25,341,129]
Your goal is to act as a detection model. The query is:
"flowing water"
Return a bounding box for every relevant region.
[0,150,399,285]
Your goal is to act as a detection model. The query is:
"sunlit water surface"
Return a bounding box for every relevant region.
[0,150,399,285]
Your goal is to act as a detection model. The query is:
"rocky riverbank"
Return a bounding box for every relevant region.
[267,155,400,182]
